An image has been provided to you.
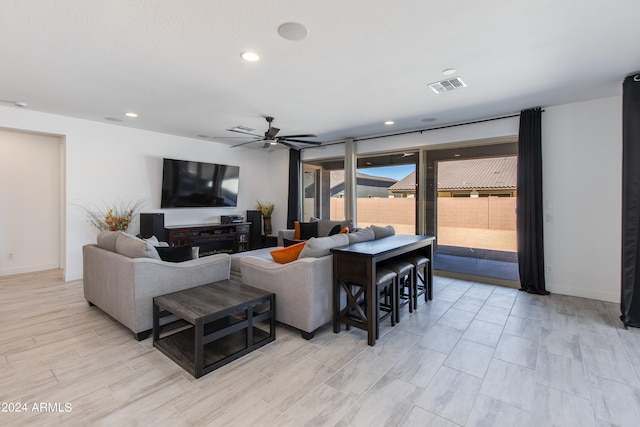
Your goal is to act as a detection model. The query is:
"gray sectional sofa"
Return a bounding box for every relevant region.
[232,225,394,339]
[83,231,231,340]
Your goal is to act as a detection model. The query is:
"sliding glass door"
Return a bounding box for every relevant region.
[425,142,520,285]
[302,152,418,231]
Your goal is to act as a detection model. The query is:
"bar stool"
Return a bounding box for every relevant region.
[403,254,430,308]
[375,267,397,339]
[381,259,414,323]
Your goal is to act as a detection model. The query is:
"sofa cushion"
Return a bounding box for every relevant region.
[155,245,193,262]
[97,230,121,252]
[115,233,161,260]
[141,235,169,247]
[298,234,349,258]
[371,224,396,239]
[270,241,306,264]
[230,247,275,276]
[347,227,375,244]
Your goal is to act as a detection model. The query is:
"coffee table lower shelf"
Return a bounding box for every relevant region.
[153,280,275,378]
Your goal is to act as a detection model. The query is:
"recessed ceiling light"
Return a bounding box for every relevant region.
[442,68,457,76]
[278,22,309,41]
[384,121,394,125]
[124,112,138,118]
[240,51,260,62]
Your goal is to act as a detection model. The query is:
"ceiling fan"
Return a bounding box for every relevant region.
[230,117,321,150]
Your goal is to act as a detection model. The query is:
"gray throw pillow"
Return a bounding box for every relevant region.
[298,234,349,258]
[371,225,395,239]
[96,230,122,252]
[347,227,375,244]
[115,233,161,259]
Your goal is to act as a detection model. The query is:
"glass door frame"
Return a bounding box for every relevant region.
[422,138,519,286]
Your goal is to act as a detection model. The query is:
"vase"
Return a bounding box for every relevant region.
[263,216,272,235]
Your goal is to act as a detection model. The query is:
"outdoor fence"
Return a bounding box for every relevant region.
[321,197,516,230]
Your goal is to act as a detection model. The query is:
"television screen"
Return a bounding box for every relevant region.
[161,158,240,208]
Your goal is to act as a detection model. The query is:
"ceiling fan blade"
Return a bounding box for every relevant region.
[231,139,262,148]
[279,134,317,138]
[209,136,260,139]
[282,138,322,145]
[227,128,263,137]
[266,126,280,139]
[278,140,301,151]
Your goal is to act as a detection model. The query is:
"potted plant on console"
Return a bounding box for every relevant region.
[256,201,275,235]
[77,199,146,233]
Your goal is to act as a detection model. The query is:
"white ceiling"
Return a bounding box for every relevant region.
[1,0,639,150]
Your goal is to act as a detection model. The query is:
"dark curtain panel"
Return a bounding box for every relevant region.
[287,149,301,229]
[621,73,640,327]
[517,107,549,295]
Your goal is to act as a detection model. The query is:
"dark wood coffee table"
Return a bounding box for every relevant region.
[153,279,275,378]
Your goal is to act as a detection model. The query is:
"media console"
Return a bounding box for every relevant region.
[165,223,250,255]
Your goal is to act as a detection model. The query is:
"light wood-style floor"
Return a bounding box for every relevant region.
[2,270,640,426]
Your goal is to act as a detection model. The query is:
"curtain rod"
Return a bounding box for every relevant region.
[306,110,543,149]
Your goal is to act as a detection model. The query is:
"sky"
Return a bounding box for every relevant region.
[357,164,415,181]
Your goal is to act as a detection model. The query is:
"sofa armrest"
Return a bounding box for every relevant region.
[239,255,333,333]
[83,243,231,336]
[131,253,231,331]
[278,229,295,246]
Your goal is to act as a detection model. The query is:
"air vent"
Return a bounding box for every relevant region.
[228,125,255,133]
[428,77,467,94]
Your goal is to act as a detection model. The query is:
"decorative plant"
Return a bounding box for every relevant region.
[77,199,146,232]
[256,201,275,217]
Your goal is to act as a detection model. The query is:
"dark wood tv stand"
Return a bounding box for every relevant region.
[165,223,250,255]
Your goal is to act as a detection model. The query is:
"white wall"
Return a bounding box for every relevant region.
[542,97,621,302]
[0,106,284,280]
[303,97,622,303]
[0,129,62,276]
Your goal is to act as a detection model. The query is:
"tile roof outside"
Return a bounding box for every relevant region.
[387,156,517,193]
[438,156,517,190]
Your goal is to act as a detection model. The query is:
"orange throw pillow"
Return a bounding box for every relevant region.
[294,221,301,240]
[339,225,349,234]
[270,241,306,264]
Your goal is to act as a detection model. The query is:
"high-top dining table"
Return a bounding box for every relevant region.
[331,234,435,345]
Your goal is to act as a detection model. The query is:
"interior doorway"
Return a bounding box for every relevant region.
[425,141,519,286]
[0,128,64,277]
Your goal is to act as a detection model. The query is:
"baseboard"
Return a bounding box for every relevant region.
[64,270,83,281]
[547,283,620,303]
[0,262,59,277]
[434,269,520,288]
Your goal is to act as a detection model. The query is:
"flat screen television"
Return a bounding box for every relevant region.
[161,158,240,208]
